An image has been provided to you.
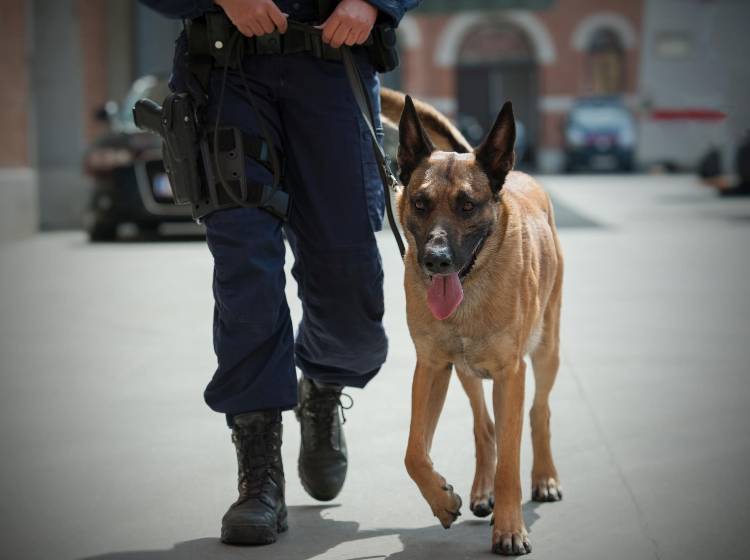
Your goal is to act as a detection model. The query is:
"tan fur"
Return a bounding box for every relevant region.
[384,91,564,555]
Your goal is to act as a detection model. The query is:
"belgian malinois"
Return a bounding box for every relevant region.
[380,90,564,556]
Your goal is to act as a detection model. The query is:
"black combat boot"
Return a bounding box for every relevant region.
[221,410,287,545]
[295,377,351,501]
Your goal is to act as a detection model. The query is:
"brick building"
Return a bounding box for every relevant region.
[391,0,643,172]
[0,1,36,241]
[2,0,747,239]
[0,1,177,240]
[393,0,748,173]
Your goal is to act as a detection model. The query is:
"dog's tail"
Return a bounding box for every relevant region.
[379,87,473,154]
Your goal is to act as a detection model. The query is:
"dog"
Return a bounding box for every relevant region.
[380,89,564,556]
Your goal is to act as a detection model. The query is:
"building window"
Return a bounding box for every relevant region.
[586,28,625,95]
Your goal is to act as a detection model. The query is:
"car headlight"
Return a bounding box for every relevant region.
[85,148,133,173]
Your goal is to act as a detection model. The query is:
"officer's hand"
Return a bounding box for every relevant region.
[215,0,288,38]
[320,0,377,48]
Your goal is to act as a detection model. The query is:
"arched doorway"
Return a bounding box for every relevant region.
[456,21,538,166]
[586,28,625,95]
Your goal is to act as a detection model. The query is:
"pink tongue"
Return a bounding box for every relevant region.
[427,273,464,320]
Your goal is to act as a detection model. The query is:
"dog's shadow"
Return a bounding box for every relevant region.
[81,502,542,560]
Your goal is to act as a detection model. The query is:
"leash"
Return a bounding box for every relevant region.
[245,19,406,258]
[339,44,406,259]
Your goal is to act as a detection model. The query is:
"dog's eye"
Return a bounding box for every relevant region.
[462,201,475,212]
[414,200,426,212]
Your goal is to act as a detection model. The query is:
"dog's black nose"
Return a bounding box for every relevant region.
[424,248,454,272]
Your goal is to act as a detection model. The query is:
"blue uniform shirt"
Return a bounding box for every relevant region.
[139,0,420,26]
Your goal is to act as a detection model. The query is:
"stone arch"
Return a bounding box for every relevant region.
[435,11,556,67]
[571,12,637,51]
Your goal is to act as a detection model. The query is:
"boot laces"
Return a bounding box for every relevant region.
[300,389,353,444]
[234,426,282,499]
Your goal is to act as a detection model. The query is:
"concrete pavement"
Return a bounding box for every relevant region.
[1,174,749,560]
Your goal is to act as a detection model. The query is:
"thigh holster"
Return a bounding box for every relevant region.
[133,93,289,222]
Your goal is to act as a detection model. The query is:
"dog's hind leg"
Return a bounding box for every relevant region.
[456,368,496,518]
[529,289,563,502]
[405,359,462,529]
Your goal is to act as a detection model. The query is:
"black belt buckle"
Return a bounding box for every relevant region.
[255,31,283,54]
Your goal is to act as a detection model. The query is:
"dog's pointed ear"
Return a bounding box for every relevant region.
[398,95,435,186]
[474,101,516,195]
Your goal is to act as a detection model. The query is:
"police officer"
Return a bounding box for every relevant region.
[140,0,418,547]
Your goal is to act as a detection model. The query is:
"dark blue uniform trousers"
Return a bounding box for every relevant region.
[200,51,387,416]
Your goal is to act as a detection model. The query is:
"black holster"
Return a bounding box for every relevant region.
[133,94,201,206]
[367,24,399,74]
[132,95,289,221]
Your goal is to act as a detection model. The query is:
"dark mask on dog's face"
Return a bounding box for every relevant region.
[397,96,516,319]
[397,97,516,276]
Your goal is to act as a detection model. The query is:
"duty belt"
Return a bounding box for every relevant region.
[193,13,359,69]
[245,25,346,60]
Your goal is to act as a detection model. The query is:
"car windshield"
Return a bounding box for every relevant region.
[570,105,631,130]
[114,76,171,132]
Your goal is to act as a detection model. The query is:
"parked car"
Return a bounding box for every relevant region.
[83,76,194,241]
[564,97,636,172]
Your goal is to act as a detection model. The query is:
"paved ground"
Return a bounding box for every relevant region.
[1,174,749,560]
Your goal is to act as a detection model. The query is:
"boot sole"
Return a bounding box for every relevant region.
[221,510,288,545]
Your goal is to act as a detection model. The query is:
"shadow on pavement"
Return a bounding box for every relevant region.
[82,502,544,560]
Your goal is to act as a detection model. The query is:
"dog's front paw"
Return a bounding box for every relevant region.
[491,508,530,556]
[491,531,531,556]
[470,493,494,518]
[433,483,462,529]
[531,477,562,502]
